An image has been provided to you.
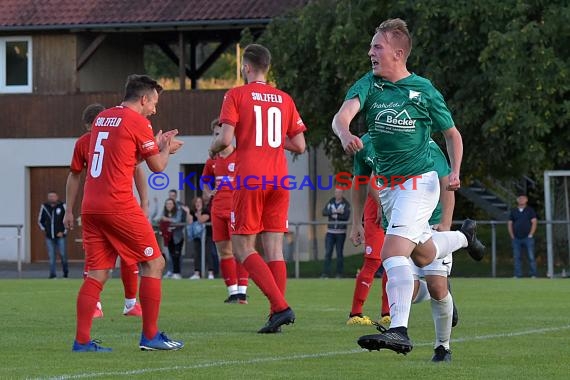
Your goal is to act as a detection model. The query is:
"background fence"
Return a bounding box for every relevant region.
[2,220,569,279]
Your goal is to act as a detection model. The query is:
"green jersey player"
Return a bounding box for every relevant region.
[333,18,484,355]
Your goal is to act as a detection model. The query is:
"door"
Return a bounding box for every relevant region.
[30,167,85,262]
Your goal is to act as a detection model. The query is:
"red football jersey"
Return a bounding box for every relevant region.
[363,194,379,223]
[70,132,91,173]
[219,82,306,186]
[202,149,236,213]
[82,106,159,214]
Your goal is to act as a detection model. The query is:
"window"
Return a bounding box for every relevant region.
[0,36,32,93]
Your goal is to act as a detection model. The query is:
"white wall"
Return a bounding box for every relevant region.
[0,137,310,262]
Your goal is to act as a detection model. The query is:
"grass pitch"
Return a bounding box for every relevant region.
[1,277,569,379]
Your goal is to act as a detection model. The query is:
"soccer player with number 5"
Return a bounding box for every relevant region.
[72,75,184,352]
[210,44,307,333]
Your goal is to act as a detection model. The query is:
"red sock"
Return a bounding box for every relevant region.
[381,270,390,316]
[121,260,139,299]
[220,257,238,287]
[139,276,161,340]
[243,253,288,313]
[268,260,287,296]
[75,277,103,344]
[350,258,381,316]
[237,260,249,287]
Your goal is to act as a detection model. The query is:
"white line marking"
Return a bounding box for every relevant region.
[39,325,570,380]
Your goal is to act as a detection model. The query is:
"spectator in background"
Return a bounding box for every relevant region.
[508,194,538,278]
[187,196,215,280]
[160,199,186,279]
[38,191,68,279]
[322,188,351,278]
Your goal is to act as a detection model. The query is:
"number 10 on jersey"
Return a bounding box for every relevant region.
[254,105,282,148]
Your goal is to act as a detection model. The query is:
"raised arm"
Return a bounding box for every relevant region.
[332,97,363,154]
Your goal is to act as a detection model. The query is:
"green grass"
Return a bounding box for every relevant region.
[1,278,570,379]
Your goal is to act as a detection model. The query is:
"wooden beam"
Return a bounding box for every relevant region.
[157,41,192,78]
[190,40,197,89]
[195,38,235,78]
[178,32,186,91]
[76,34,106,71]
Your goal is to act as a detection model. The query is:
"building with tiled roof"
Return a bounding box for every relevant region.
[0,0,311,265]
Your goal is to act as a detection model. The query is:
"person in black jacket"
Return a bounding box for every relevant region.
[322,188,351,278]
[38,191,68,278]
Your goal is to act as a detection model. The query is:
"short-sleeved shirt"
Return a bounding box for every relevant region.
[82,106,159,214]
[219,81,306,186]
[509,206,537,238]
[346,72,454,186]
[202,150,236,213]
[70,132,91,173]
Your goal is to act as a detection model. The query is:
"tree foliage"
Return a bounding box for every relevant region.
[261,0,570,182]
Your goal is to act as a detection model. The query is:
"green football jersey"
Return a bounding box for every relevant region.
[346,72,454,187]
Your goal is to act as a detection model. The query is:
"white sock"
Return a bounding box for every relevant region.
[431,292,453,349]
[96,301,103,311]
[413,279,430,303]
[384,256,414,329]
[238,285,248,295]
[433,231,468,260]
[124,298,136,309]
[228,284,238,296]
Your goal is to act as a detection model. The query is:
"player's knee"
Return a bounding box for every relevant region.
[87,269,110,284]
[411,253,433,268]
[143,255,165,274]
[427,280,448,300]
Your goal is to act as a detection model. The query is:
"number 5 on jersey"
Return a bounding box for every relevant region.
[254,105,282,148]
[90,131,109,178]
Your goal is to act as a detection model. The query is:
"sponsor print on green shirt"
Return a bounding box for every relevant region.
[346,72,454,186]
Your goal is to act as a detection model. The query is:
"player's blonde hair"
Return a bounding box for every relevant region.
[376,18,412,59]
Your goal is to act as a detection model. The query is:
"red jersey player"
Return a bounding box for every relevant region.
[210,44,306,333]
[72,74,184,352]
[64,103,145,319]
[202,119,249,304]
[347,180,390,326]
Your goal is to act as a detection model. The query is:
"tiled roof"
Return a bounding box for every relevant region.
[0,0,306,30]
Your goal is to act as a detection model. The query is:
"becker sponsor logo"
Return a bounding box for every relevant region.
[375,109,416,130]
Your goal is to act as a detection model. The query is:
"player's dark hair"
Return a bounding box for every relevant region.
[123,74,163,102]
[82,103,105,125]
[163,198,178,218]
[243,44,271,73]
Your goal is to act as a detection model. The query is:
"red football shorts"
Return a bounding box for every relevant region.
[363,217,385,260]
[211,206,232,242]
[82,210,162,270]
[232,187,289,234]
